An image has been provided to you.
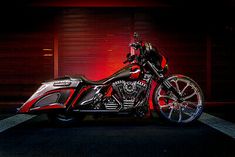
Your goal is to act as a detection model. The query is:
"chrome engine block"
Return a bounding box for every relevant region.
[110,80,147,110]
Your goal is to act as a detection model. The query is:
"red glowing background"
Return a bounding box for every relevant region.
[0,5,234,103]
[57,8,206,82]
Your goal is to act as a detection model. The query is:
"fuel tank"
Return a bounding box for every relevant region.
[102,63,142,83]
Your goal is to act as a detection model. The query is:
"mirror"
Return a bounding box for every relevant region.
[133,32,139,39]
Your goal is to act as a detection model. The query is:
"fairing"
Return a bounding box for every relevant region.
[145,46,168,70]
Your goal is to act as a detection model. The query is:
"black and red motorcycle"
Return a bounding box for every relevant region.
[18,33,204,124]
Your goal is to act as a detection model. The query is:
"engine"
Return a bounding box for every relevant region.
[104,80,147,110]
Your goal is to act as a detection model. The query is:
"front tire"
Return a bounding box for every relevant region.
[153,75,204,124]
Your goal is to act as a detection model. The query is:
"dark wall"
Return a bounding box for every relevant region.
[0,6,234,102]
[0,8,56,101]
[211,27,235,101]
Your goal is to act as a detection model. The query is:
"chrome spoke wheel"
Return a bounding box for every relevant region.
[154,75,203,124]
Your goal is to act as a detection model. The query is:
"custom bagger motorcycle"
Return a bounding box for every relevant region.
[18,33,204,124]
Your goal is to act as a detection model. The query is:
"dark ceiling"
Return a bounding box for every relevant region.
[0,0,234,8]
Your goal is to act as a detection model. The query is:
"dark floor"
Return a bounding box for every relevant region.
[0,102,235,157]
[0,114,235,157]
[205,104,235,123]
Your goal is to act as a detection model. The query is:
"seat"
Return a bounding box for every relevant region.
[79,75,108,85]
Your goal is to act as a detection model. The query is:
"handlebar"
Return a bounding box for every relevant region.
[129,42,141,50]
[123,32,145,64]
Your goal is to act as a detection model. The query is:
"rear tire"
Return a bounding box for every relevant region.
[153,75,204,124]
[47,113,84,126]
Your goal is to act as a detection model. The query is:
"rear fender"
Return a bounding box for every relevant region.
[18,78,82,113]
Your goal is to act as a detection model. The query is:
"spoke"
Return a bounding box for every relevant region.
[181,105,195,116]
[178,107,182,122]
[160,102,173,109]
[172,79,180,94]
[184,101,198,106]
[158,95,177,101]
[182,110,194,117]
[176,80,180,94]
[168,107,174,119]
[181,82,189,94]
[183,91,196,100]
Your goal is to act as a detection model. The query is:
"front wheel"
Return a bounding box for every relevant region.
[153,75,204,124]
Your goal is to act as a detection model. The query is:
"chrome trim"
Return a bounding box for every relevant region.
[146,61,163,78]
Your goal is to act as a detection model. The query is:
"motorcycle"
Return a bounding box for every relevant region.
[18,33,204,124]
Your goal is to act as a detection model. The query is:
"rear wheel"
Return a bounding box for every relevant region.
[47,113,84,126]
[153,75,204,124]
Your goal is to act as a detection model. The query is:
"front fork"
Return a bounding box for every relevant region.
[146,61,182,101]
[162,79,182,102]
